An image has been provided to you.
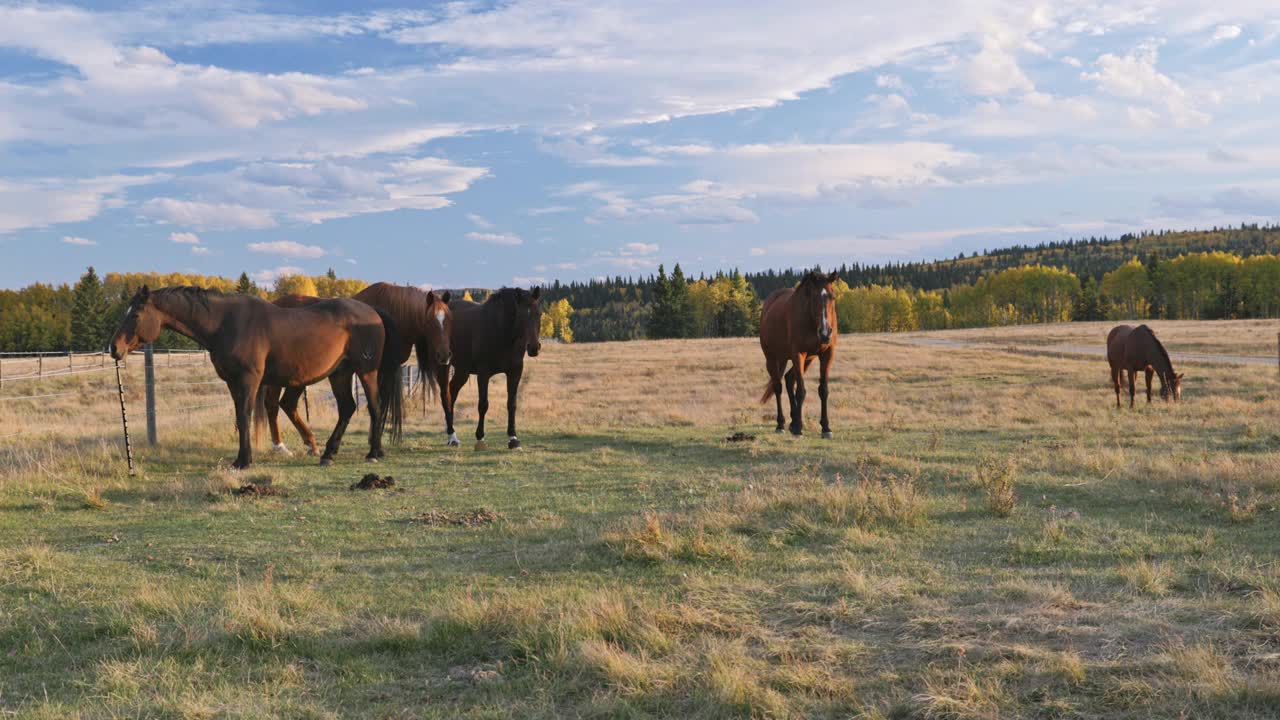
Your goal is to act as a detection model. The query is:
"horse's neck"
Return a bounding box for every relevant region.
[154,294,226,347]
[1147,337,1174,377]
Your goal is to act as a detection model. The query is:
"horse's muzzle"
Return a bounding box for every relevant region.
[527,344,541,358]
[818,331,832,345]
[437,351,452,367]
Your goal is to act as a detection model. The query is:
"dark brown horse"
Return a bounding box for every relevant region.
[108,286,403,469]
[259,283,452,458]
[439,287,542,450]
[1107,324,1183,409]
[759,271,839,437]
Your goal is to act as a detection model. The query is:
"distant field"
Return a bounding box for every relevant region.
[3,325,1280,718]
[907,319,1280,358]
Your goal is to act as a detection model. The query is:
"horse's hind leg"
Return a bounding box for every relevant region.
[358,371,384,461]
[262,386,286,451]
[1111,366,1122,408]
[784,364,798,433]
[280,386,317,455]
[770,358,786,433]
[320,370,357,466]
[1127,369,1137,409]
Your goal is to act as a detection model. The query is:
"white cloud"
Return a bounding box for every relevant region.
[141,198,276,230]
[466,231,523,246]
[169,231,201,245]
[247,240,327,258]
[527,205,575,216]
[620,242,659,256]
[190,246,211,255]
[0,174,161,234]
[466,213,494,229]
[1082,42,1210,127]
[1210,24,1243,43]
[511,276,546,286]
[750,247,766,256]
[61,236,97,246]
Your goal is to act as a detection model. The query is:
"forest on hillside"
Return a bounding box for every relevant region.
[3,225,1279,351]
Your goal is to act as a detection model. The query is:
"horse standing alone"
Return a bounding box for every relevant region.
[1106,324,1184,409]
[108,286,403,469]
[440,287,542,450]
[759,271,839,437]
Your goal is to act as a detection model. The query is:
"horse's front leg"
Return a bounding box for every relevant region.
[229,374,261,470]
[789,353,808,436]
[506,365,523,450]
[771,359,786,433]
[1144,368,1154,403]
[1111,367,1122,409]
[818,349,834,439]
[1127,369,1137,409]
[359,371,384,461]
[443,367,468,446]
[320,370,357,466]
[474,371,491,450]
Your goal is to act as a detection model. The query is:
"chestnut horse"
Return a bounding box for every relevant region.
[259,283,452,459]
[439,287,542,450]
[108,286,403,469]
[759,271,839,437]
[1107,324,1184,409]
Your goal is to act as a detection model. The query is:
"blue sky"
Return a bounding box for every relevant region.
[1,1,1279,289]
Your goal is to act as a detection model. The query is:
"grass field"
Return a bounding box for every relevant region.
[3,321,1280,718]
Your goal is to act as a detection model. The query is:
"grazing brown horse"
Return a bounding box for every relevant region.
[259,283,452,457]
[108,286,403,469]
[439,287,542,450]
[1107,324,1184,409]
[759,271,839,437]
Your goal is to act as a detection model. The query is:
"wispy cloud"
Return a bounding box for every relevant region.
[247,240,327,258]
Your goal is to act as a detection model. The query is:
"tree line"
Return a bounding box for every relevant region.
[6,225,1280,351]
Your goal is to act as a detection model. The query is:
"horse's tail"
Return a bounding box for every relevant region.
[414,339,438,404]
[374,307,405,444]
[253,385,270,445]
[760,378,775,404]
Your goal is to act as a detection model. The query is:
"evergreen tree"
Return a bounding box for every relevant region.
[668,263,693,337]
[236,272,257,295]
[1072,274,1105,321]
[647,264,675,338]
[70,266,107,351]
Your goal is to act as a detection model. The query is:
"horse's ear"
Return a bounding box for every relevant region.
[425,290,437,304]
[531,286,542,301]
[1177,372,1185,380]
[441,291,452,305]
[826,271,839,284]
[136,285,150,302]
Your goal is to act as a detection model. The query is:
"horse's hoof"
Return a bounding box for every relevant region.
[474,440,487,451]
[775,427,785,434]
[306,447,319,457]
[821,431,833,440]
[319,457,334,467]
[508,437,522,450]
[365,456,379,464]
[271,443,293,456]
[447,434,461,447]
[789,428,803,437]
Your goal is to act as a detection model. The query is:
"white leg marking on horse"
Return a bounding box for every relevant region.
[448,432,460,446]
[272,442,293,456]
[509,436,518,443]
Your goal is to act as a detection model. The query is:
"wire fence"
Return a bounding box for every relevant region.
[0,347,429,448]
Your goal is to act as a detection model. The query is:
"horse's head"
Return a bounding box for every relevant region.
[109,285,162,360]
[423,290,453,367]
[799,271,838,345]
[503,286,543,357]
[1168,372,1184,402]
[521,287,543,357]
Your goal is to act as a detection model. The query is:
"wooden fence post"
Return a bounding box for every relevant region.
[37,354,42,377]
[144,343,157,446]
[68,351,73,372]
[0,356,4,389]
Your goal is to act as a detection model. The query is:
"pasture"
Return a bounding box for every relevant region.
[2,321,1280,718]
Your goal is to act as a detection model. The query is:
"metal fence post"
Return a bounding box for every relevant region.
[144,343,157,446]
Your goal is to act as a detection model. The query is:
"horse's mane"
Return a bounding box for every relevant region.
[151,285,223,312]
[357,283,438,336]
[797,271,828,291]
[1136,325,1174,375]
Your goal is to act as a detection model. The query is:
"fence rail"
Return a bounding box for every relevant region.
[0,346,429,450]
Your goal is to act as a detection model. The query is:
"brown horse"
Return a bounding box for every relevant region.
[108,285,403,469]
[1107,324,1184,409]
[258,283,452,458]
[759,271,839,437]
[439,287,542,450]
